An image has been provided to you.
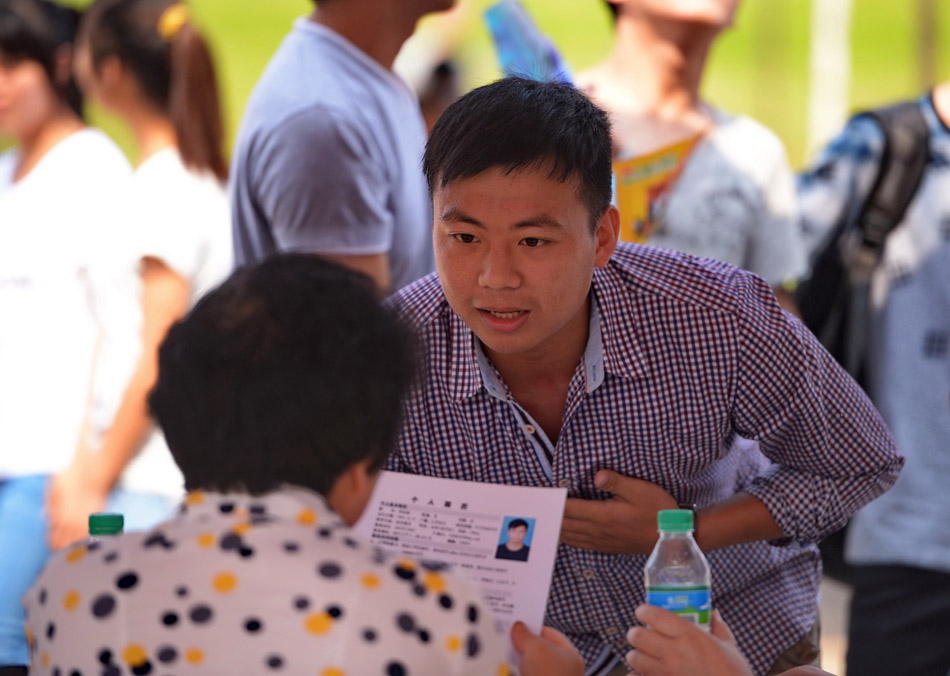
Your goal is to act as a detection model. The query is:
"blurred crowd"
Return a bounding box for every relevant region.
[0,1,946,675]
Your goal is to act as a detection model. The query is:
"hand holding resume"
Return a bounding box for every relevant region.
[354,471,567,639]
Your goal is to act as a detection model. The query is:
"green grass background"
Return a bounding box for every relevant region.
[10,0,950,168]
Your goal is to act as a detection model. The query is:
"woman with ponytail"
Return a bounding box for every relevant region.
[0,0,136,670]
[39,0,232,556]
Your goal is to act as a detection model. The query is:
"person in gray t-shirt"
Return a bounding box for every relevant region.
[231,0,454,293]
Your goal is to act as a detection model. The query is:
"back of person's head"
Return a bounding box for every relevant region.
[149,255,416,497]
[423,76,612,226]
[81,0,226,180]
[0,0,83,116]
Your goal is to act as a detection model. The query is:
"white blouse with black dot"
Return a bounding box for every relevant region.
[25,487,512,676]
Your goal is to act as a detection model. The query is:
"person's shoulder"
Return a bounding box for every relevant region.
[386,273,451,329]
[602,243,765,316]
[54,128,131,178]
[707,107,790,168]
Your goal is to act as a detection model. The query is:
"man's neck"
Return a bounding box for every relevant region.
[599,14,717,121]
[506,541,524,552]
[311,1,422,72]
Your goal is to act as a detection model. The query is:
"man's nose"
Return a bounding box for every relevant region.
[477,244,521,290]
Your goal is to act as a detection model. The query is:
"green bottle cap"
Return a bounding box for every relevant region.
[89,513,124,536]
[657,509,693,532]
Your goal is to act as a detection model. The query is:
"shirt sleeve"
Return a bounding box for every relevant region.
[730,271,903,545]
[797,116,885,258]
[745,140,806,286]
[254,106,395,257]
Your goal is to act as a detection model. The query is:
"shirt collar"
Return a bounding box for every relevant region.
[591,263,651,381]
[178,485,345,530]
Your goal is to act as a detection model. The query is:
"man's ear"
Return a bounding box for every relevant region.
[326,459,378,526]
[594,206,619,267]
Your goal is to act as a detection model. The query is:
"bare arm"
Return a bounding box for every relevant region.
[47,257,189,548]
[321,252,391,296]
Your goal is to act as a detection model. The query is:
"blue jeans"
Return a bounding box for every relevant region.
[0,475,174,666]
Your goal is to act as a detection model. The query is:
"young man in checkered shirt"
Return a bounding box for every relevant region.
[387,77,902,676]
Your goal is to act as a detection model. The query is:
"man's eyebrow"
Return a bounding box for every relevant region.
[440,208,565,230]
[440,207,484,228]
[513,215,564,230]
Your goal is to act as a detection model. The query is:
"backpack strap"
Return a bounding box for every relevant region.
[853,101,930,265]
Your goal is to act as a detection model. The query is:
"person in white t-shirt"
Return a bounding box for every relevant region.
[38,0,233,552]
[0,0,176,669]
[577,0,805,313]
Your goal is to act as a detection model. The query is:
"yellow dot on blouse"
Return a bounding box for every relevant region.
[63,590,80,611]
[305,612,333,635]
[185,648,204,665]
[212,571,237,593]
[360,573,381,589]
[24,626,33,647]
[197,533,215,548]
[423,571,446,593]
[66,546,87,563]
[40,652,50,668]
[297,509,317,526]
[321,669,346,676]
[396,559,416,572]
[446,635,462,653]
[122,643,148,666]
[233,522,252,535]
[185,491,205,505]
[498,663,512,676]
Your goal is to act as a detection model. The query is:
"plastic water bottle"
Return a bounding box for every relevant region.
[88,512,124,544]
[644,509,711,630]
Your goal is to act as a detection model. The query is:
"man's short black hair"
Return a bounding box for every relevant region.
[508,518,529,530]
[423,77,613,226]
[149,255,415,496]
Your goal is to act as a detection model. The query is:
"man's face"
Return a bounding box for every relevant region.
[508,525,528,545]
[621,0,739,26]
[433,165,618,362]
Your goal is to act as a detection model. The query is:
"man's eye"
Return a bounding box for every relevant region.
[453,233,476,244]
[521,237,545,248]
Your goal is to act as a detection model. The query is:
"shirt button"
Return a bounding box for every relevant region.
[557,478,571,489]
[524,424,536,434]
[604,626,620,636]
[581,569,595,580]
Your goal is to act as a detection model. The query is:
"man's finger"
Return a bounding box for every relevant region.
[625,647,663,675]
[539,626,577,652]
[626,625,675,659]
[562,497,610,521]
[711,609,736,644]
[510,621,532,655]
[634,604,692,638]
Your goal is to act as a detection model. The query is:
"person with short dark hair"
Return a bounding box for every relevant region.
[22,255,586,675]
[231,0,454,293]
[387,76,901,675]
[496,519,531,562]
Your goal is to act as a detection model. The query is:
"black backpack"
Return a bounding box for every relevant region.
[795,101,929,582]
[795,101,930,388]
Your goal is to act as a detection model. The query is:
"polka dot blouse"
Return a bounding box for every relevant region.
[25,487,513,675]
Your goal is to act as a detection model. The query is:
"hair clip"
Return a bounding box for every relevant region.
[157,3,189,42]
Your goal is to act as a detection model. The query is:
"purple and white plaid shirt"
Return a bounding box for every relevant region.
[388,243,901,675]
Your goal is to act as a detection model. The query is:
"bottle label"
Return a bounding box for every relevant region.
[646,586,711,628]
